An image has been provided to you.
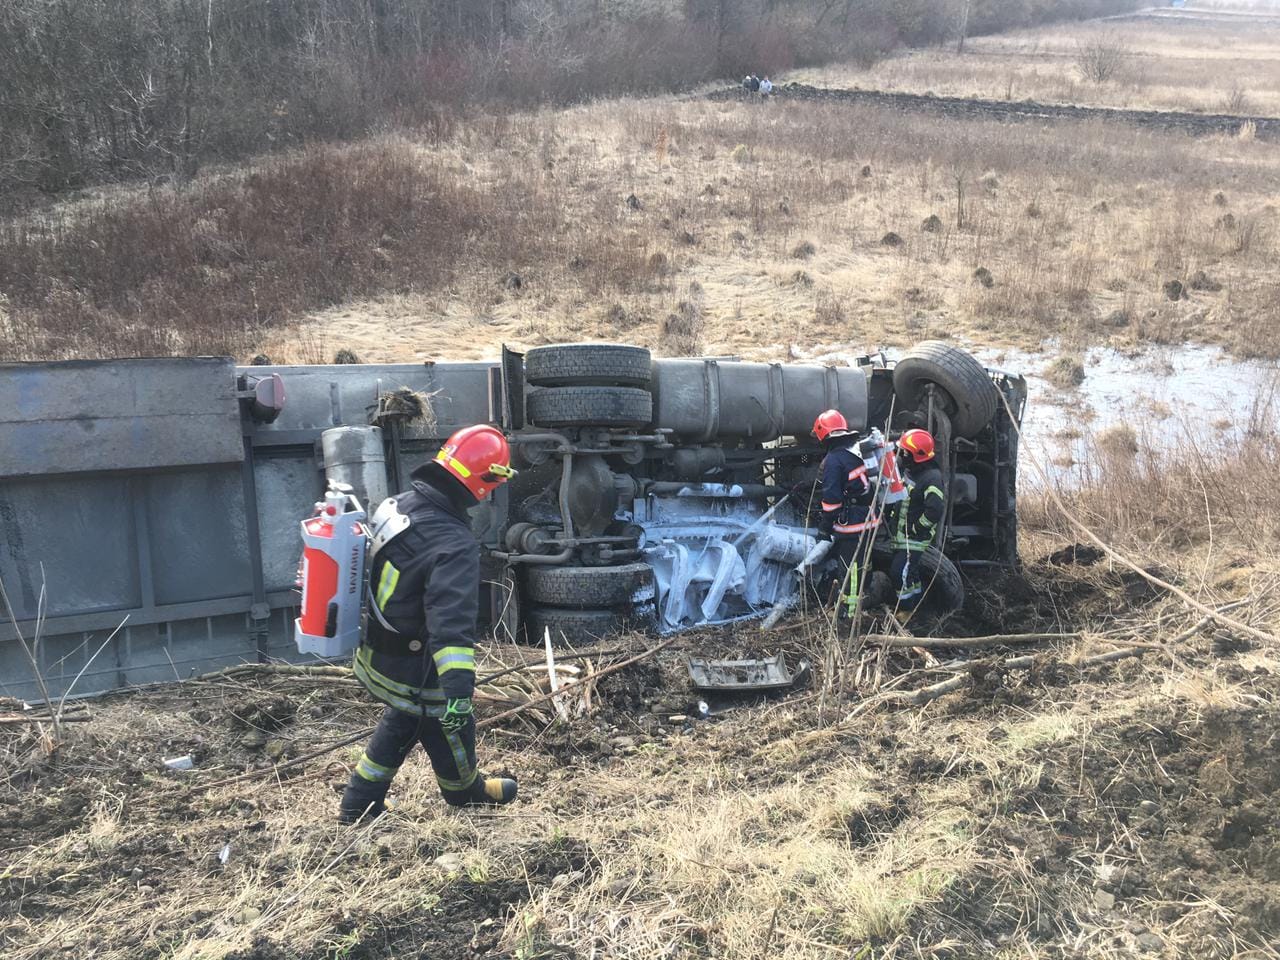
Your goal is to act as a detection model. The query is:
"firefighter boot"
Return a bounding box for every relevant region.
[338,780,390,825]
[466,775,518,806]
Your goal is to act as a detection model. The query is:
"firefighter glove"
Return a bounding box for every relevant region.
[441,696,474,732]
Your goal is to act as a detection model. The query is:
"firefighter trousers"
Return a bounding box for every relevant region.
[890,548,926,609]
[342,704,480,812]
[829,533,873,617]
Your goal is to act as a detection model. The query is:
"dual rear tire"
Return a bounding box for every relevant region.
[524,343,653,429]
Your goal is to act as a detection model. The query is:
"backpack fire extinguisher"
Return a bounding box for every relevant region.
[295,483,367,658]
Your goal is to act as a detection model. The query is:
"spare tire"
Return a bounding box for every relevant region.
[525,563,654,608]
[524,606,649,645]
[892,341,998,439]
[527,386,652,428]
[525,343,652,388]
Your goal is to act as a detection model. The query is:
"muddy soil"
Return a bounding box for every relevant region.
[709,83,1280,141]
[925,674,1280,956]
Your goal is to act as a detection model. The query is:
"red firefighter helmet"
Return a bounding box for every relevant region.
[434,424,516,500]
[812,409,850,442]
[898,428,936,463]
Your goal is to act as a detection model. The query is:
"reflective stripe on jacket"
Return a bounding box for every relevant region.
[820,442,880,538]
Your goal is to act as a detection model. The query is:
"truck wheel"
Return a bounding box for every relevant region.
[527,386,652,428]
[524,607,634,645]
[892,341,998,439]
[525,563,654,608]
[525,343,652,388]
[871,544,965,615]
[913,547,965,615]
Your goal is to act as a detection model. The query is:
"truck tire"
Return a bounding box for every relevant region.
[892,341,998,439]
[913,546,965,615]
[525,343,652,388]
[524,606,633,645]
[871,544,965,615]
[525,563,654,608]
[527,386,652,428]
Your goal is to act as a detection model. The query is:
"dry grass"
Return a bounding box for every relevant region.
[7,85,1280,365]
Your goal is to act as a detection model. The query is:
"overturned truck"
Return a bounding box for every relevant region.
[0,342,1024,699]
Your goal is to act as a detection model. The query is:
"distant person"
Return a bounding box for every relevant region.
[760,76,773,97]
[742,75,754,95]
[750,74,761,93]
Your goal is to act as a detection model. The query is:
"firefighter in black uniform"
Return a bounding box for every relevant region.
[338,424,519,824]
[811,409,881,618]
[890,428,946,608]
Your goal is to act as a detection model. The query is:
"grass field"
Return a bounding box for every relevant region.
[791,9,1280,114]
[5,9,1280,369]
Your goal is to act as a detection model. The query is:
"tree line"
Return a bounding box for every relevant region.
[0,0,1140,209]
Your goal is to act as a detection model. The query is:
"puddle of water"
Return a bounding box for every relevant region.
[976,343,1279,481]
[802,340,1279,485]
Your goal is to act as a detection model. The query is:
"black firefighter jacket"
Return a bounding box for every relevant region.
[354,469,480,717]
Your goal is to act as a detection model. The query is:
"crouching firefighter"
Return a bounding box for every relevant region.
[339,424,519,825]
[890,429,946,609]
[812,410,880,618]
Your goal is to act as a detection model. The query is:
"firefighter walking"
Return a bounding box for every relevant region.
[811,410,880,618]
[890,428,946,609]
[339,424,519,824]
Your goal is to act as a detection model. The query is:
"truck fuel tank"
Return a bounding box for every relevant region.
[650,359,870,442]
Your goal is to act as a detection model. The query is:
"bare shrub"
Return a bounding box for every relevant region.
[1222,85,1252,115]
[0,138,646,360]
[814,288,846,328]
[1074,34,1129,84]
